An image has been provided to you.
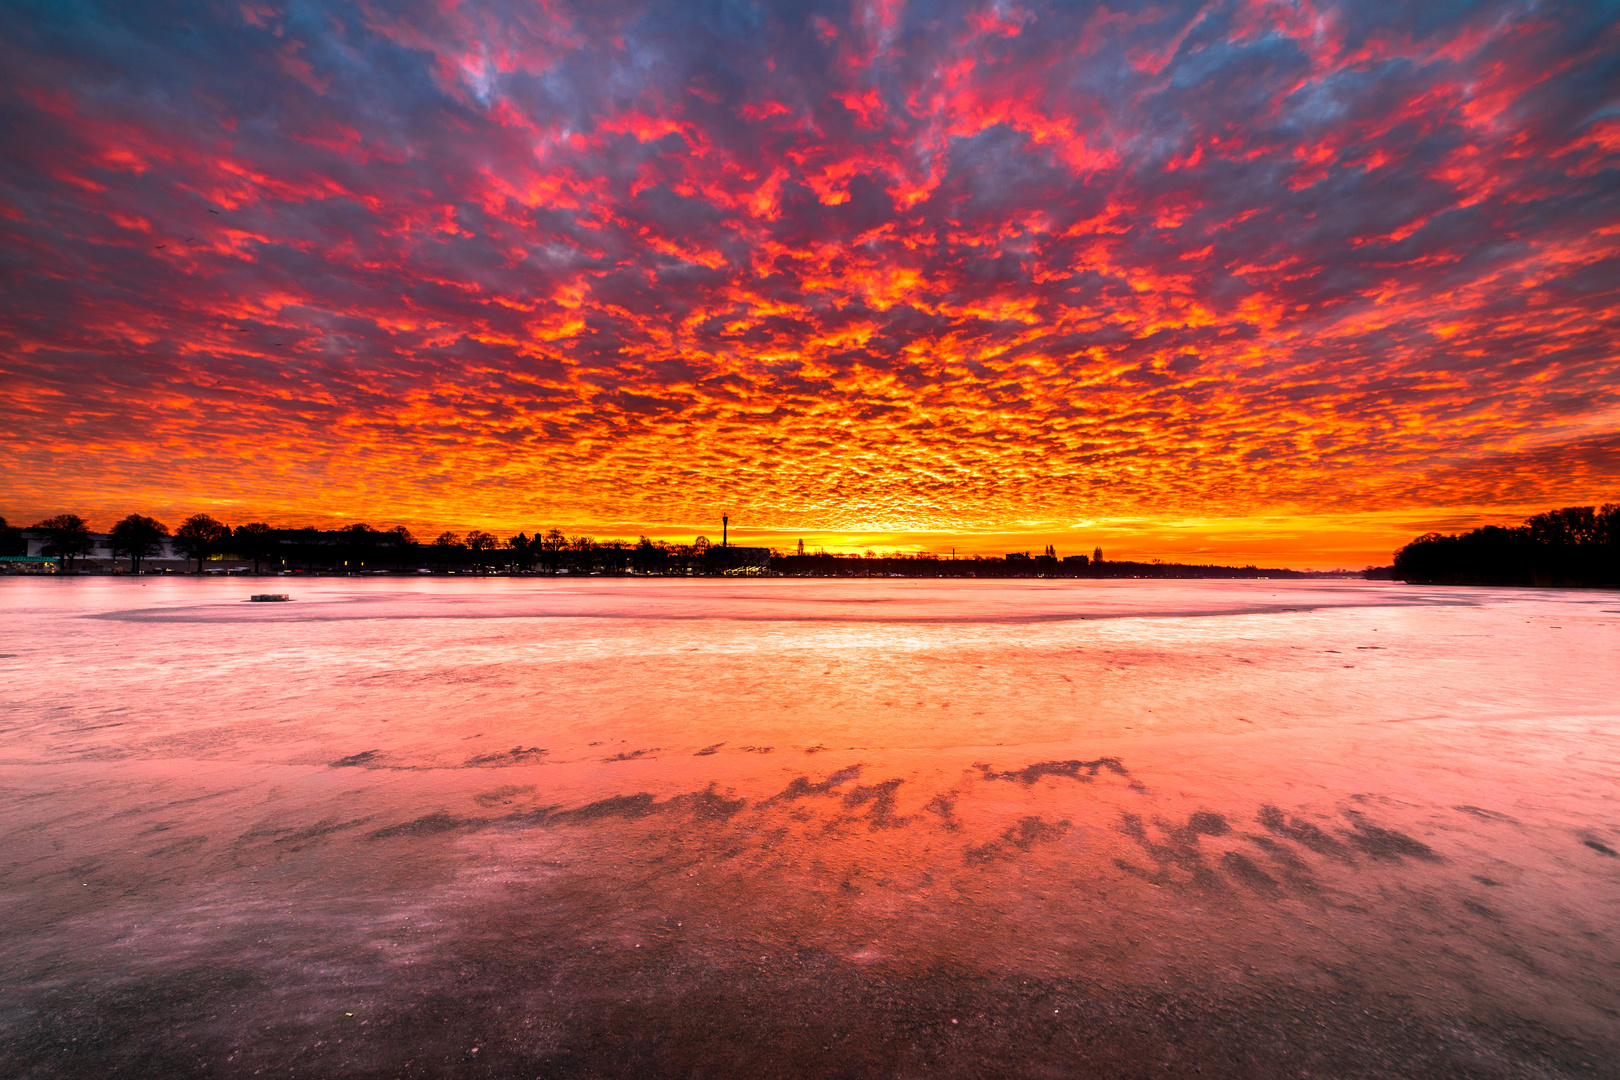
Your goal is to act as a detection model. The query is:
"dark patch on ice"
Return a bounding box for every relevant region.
[1462,899,1502,920]
[694,743,724,756]
[66,746,131,761]
[1115,813,1226,890]
[1112,857,1158,881]
[1183,811,1230,838]
[603,748,660,762]
[924,793,961,831]
[466,745,547,766]
[977,758,1128,785]
[965,816,1070,864]
[776,765,863,800]
[1245,835,1308,872]
[663,784,747,823]
[494,804,562,829]
[330,749,381,768]
[552,794,660,822]
[1257,805,1353,861]
[963,842,1002,865]
[273,817,372,845]
[473,785,535,808]
[1582,837,1619,857]
[1243,835,1319,891]
[1004,815,1070,850]
[1453,805,1519,823]
[146,835,206,858]
[1342,812,1441,862]
[533,785,746,828]
[1473,875,1504,886]
[1221,851,1280,894]
[841,779,907,830]
[1116,812,1151,844]
[367,811,480,839]
[150,786,252,811]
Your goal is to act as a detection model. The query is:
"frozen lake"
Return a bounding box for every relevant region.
[1,578,1617,1078]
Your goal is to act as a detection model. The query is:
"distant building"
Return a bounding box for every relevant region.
[0,555,58,573]
[728,547,771,569]
[710,515,769,571]
[708,545,771,571]
[15,529,243,573]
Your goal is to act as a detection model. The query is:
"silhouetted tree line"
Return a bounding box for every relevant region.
[0,516,29,558]
[1393,504,1620,586]
[1078,559,1338,580]
[21,513,99,568]
[3,512,756,575]
[774,552,1342,579]
[6,510,1367,578]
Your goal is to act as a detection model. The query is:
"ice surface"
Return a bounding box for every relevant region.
[0,578,1616,1077]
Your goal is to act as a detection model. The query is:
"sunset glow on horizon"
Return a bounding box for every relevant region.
[3,0,1617,566]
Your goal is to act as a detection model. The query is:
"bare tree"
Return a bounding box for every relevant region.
[173,514,230,573]
[110,514,169,574]
[507,532,533,572]
[598,540,628,574]
[386,525,415,570]
[433,531,461,572]
[465,529,497,572]
[0,516,25,557]
[567,535,594,574]
[33,514,96,570]
[234,522,275,574]
[541,528,567,573]
[339,523,379,573]
[632,535,667,575]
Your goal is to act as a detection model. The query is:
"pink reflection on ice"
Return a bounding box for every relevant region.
[0,578,1616,1076]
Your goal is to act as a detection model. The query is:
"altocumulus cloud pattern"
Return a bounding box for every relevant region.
[1,0,1617,537]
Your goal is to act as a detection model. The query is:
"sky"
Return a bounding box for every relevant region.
[2,0,1617,566]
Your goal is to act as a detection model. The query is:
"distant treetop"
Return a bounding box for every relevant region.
[1394,504,1618,586]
